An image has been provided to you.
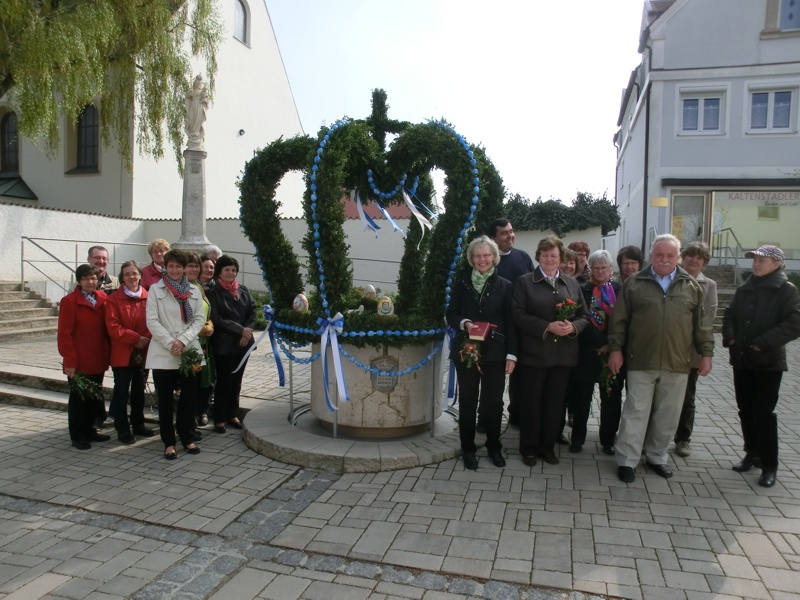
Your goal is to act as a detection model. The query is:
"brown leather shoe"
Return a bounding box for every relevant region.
[543,453,559,465]
[522,455,537,466]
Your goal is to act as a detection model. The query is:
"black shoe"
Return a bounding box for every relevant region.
[88,432,111,442]
[228,420,243,430]
[463,452,478,470]
[132,426,156,438]
[602,445,616,455]
[475,421,487,435]
[569,444,582,453]
[759,470,776,487]
[118,432,135,445]
[72,439,91,450]
[646,462,673,478]
[185,444,201,455]
[522,455,537,467]
[618,466,635,483]
[557,435,569,445]
[488,450,506,468]
[164,450,177,460]
[214,424,226,434]
[732,454,758,472]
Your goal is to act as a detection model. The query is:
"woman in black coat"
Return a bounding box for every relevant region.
[722,245,800,488]
[446,235,517,470]
[512,235,589,467]
[207,255,257,433]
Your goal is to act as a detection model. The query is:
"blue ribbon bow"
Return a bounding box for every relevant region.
[316,312,349,411]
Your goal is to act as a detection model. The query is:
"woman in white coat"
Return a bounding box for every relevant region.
[146,249,206,459]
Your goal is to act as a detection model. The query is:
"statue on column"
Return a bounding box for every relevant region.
[185,74,208,151]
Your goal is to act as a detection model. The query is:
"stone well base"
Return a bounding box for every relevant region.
[310,342,445,438]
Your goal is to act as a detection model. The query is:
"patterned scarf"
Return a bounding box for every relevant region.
[163,274,193,323]
[218,277,239,300]
[471,267,494,293]
[589,278,616,331]
[80,290,97,307]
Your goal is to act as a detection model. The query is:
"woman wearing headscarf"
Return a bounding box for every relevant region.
[723,245,800,487]
[146,249,205,459]
[447,235,517,470]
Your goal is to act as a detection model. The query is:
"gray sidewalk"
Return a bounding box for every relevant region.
[0,335,799,599]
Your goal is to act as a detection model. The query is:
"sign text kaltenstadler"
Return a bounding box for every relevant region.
[722,191,800,206]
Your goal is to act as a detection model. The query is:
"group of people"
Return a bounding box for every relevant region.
[447,219,800,488]
[57,240,258,460]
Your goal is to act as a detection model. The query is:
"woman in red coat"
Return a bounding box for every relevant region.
[57,264,111,450]
[105,261,155,444]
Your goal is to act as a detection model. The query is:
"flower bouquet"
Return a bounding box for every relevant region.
[598,352,617,394]
[179,347,204,377]
[129,348,145,368]
[68,372,104,402]
[555,297,579,321]
[459,340,481,369]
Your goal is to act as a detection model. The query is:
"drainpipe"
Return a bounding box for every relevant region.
[641,86,651,254]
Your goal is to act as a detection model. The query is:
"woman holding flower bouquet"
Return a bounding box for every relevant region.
[512,235,589,466]
[58,264,111,450]
[565,250,623,455]
[105,260,154,445]
[146,250,206,459]
[446,236,517,470]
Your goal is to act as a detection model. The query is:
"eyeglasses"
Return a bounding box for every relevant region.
[590,265,611,272]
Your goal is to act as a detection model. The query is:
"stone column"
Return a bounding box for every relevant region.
[174,148,211,251]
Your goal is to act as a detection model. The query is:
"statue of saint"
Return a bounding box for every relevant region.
[185,74,208,150]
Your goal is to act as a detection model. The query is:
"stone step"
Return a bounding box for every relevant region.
[0,316,59,331]
[0,364,112,394]
[0,291,30,301]
[0,299,49,311]
[0,326,60,343]
[0,282,22,292]
[0,381,69,411]
[0,307,58,321]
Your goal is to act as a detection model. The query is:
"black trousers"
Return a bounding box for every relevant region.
[153,369,196,448]
[110,366,148,435]
[674,368,699,444]
[457,361,505,453]
[214,353,248,423]
[518,365,571,458]
[68,373,102,442]
[733,368,783,470]
[598,369,624,448]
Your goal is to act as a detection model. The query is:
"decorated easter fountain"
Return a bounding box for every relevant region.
[238,90,503,440]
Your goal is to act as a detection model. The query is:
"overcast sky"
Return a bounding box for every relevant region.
[264,1,644,205]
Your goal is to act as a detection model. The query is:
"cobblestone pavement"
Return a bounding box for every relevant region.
[0,335,799,599]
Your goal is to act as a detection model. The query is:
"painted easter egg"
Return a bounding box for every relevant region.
[293,293,309,312]
[363,284,377,299]
[377,295,394,316]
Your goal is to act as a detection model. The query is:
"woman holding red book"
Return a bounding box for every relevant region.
[446,235,517,470]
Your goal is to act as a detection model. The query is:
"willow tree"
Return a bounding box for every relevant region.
[0,0,223,169]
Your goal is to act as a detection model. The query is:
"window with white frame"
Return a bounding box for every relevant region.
[234,0,248,44]
[679,92,724,134]
[780,0,800,30]
[749,89,795,131]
